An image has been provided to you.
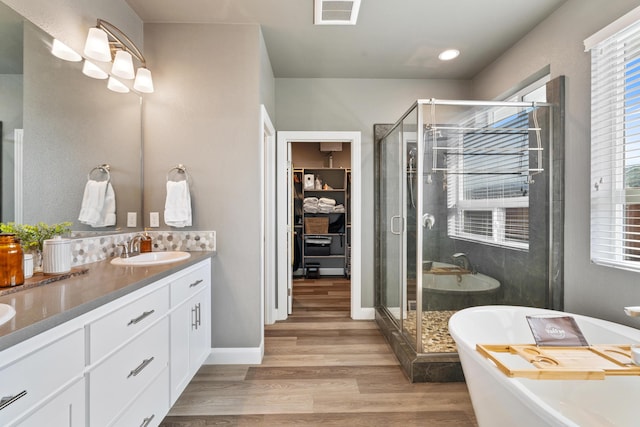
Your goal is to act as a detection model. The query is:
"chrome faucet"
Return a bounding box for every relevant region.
[128,234,148,255]
[118,234,147,258]
[451,252,476,274]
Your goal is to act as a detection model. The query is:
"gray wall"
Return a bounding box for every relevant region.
[472,0,640,326]
[276,78,472,306]
[143,23,266,348]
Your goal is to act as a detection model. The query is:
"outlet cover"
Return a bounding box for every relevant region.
[127,212,137,227]
[150,212,160,227]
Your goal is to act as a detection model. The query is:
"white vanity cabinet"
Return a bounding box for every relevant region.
[0,256,212,427]
[169,262,211,404]
[0,327,85,427]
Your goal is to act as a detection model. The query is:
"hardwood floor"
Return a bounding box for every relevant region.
[160,277,478,426]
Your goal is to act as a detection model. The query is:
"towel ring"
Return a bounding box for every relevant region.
[167,164,190,183]
[88,164,111,182]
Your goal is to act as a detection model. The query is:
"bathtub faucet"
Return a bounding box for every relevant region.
[451,252,476,274]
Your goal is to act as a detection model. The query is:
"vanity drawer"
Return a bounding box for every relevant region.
[89,285,169,363]
[0,329,84,426]
[170,263,210,308]
[89,317,169,427]
[111,367,169,427]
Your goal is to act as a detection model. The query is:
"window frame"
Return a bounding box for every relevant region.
[447,75,549,251]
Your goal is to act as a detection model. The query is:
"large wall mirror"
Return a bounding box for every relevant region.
[0,1,142,232]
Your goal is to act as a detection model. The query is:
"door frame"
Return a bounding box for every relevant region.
[275,131,364,320]
[260,106,277,328]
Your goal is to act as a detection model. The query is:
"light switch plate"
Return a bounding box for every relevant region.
[127,212,137,227]
[150,212,160,227]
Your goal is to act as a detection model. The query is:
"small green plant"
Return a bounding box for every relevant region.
[0,222,72,251]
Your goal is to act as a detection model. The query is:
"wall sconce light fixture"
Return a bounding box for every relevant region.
[52,19,154,94]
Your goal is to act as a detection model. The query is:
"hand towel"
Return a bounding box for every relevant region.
[164,180,192,227]
[78,180,117,227]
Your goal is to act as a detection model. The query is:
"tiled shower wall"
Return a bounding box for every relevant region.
[69,231,216,267]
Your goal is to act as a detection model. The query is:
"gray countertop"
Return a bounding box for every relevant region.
[0,251,215,352]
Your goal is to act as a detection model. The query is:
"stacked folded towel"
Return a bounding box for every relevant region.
[318,197,335,214]
[165,180,192,227]
[304,197,346,214]
[303,197,318,213]
[78,180,116,227]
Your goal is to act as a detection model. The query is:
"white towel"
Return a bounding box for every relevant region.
[78,180,116,227]
[164,180,192,227]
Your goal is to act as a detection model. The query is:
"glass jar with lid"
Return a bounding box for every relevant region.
[0,233,24,287]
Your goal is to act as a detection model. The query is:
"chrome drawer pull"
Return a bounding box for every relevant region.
[191,306,198,330]
[196,302,202,327]
[127,310,155,326]
[189,279,204,288]
[0,390,27,411]
[140,414,155,427]
[127,357,155,378]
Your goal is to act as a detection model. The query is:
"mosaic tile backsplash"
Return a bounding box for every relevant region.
[69,231,216,267]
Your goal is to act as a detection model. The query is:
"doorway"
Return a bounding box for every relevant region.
[276,131,362,321]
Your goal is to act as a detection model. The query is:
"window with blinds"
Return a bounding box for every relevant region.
[588,10,640,271]
[445,94,545,250]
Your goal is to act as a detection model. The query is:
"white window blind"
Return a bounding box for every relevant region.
[446,108,533,250]
[589,12,640,271]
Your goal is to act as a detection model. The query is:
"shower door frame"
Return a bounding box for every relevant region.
[377,95,562,354]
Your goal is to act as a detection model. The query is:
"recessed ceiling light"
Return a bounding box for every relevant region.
[438,49,460,61]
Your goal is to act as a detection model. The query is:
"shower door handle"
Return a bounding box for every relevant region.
[390,215,404,235]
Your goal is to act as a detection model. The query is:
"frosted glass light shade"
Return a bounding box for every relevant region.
[107,76,129,93]
[51,39,82,62]
[133,67,154,93]
[84,28,111,62]
[111,50,135,79]
[82,60,109,79]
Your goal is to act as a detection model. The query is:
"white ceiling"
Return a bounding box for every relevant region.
[126,0,567,79]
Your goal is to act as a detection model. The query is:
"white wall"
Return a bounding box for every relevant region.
[276,78,472,306]
[143,23,267,348]
[473,0,640,326]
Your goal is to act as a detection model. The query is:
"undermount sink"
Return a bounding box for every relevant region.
[110,251,191,267]
[0,303,16,326]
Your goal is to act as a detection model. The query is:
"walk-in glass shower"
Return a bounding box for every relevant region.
[375,90,564,380]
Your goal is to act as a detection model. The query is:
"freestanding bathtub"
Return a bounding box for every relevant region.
[449,305,640,427]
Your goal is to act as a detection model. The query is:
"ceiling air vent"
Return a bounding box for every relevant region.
[314,0,361,25]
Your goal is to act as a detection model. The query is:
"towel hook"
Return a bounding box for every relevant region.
[167,164,190,183]
[88,164,111,182]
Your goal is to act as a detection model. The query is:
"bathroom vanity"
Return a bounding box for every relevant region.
[0,252,213,427]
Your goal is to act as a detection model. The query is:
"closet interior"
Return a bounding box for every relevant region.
[292,142,351,279]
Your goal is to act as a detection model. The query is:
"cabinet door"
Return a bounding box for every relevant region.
[189,288,210,371]
[17,379,84,427]
[169,300,191,404]
[170,287,210,404]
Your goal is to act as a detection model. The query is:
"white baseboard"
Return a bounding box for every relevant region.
[205,342,264,365]
[351,306,375,320]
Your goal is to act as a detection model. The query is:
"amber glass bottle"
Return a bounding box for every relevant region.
[0,233,24,287]
[140,231,152,253]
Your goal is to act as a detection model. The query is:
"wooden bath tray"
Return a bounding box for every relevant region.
[476,344,640,380]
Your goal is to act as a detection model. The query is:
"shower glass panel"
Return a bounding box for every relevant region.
[379,120,404,325]
[377,97,556,356]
